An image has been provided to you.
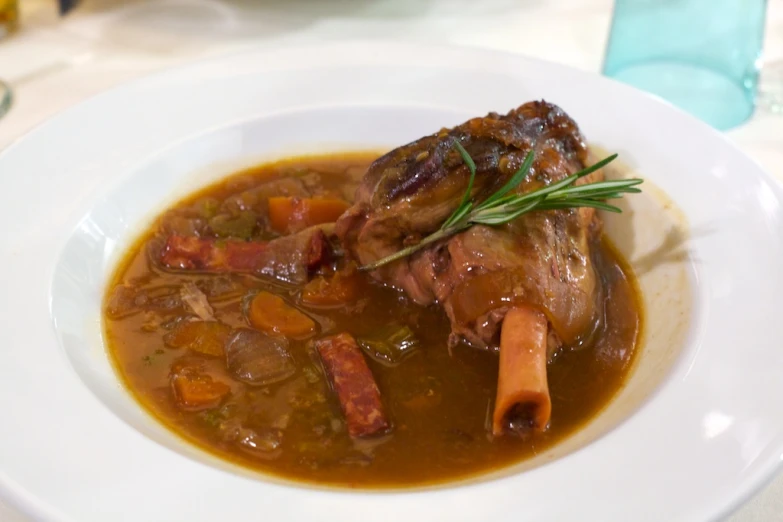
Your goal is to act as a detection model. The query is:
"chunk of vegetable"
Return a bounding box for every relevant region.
[235,427,283,459]
[170,364,231,410]
[198,276,244,301]
[164,321,232,357]
[105,284,183,319]
[301,269,361,307]
[219,422,283,460]
[209,210,257,240]
[248,291,316,339]
[198,198,220,219]
[268,197,349,234]
[358,325,419,366]
[105,284,139,319]
[267,197,294,233]
[225,328,296,386]
[161,213,204,237]
[221,177,309,216]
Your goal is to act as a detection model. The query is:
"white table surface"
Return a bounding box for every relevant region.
[0,0,781,520]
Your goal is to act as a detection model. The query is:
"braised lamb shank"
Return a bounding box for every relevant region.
[336,101,605,435]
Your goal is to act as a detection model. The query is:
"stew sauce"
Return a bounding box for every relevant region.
[103,153,641,487]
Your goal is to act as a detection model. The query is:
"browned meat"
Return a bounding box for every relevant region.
[336,100,605,435]
[336,100,602,355]
[314,333,389,438]
[159,225,333,284]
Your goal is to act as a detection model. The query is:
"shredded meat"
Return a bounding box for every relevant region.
[180,282,215,321]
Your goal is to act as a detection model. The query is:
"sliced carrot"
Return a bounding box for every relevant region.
[298,197,350,225]
[163,321,232,357]
[248,291,316,339]
[268,196,296,234]
[301,269,362,306]
[170,365,230,410]
[268,197,349,234]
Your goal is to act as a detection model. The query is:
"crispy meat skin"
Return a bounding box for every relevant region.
[336,101,602,353]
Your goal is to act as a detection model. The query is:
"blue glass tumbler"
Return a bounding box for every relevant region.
[603,0,767,130]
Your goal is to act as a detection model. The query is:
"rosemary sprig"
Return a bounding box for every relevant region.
[360,140,642,271]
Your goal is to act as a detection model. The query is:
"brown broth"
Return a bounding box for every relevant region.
[103,152,642,487]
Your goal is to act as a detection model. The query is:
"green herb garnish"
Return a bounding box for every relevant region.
[360,140,642,271]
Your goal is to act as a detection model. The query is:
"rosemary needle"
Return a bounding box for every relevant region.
[360,139,642,271]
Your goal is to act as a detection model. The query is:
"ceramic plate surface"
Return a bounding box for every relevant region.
[0,42,782,522]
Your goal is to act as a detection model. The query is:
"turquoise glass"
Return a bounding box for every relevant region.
[603,0,767,130]
[0,81,10,120]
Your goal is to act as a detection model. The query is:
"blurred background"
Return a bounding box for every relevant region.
[0,1,779,151]
[0,0,781,520]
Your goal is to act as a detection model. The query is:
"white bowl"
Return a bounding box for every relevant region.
[0,42,782,522]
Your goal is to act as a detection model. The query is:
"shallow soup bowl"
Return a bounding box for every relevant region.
[1,42,782,522]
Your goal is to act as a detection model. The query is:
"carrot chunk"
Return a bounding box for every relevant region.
[301,268,362,306]
[268,197,349,234]
[170,364,230,410]
[163,321,232,357]
[267,197,295,234]
[299,197,350,225]
[248,291,316,339]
